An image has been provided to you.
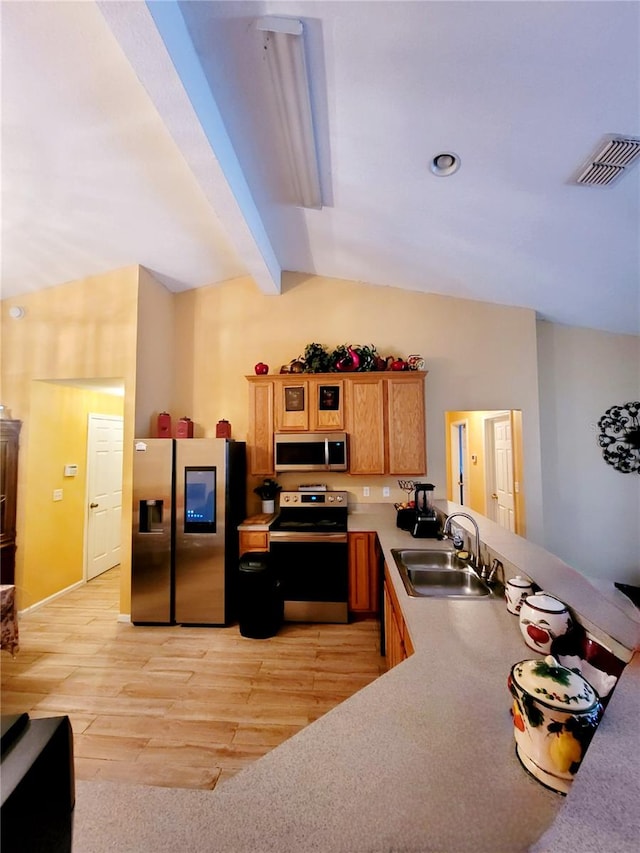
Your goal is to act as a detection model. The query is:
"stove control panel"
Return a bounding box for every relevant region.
[280,490,348,506]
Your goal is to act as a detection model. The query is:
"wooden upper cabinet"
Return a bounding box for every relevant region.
[248,379,274,475]
[247,372,426,476]
[345,376,386,474]
[386,374,426,474]
[273,377,345,432]
[345,373,427,475]
[309,378,344,430]
[275,379,309,431]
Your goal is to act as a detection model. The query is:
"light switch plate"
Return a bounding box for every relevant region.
[53,489,63,501]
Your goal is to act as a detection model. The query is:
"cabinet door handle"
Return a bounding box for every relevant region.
[90,502,99,508]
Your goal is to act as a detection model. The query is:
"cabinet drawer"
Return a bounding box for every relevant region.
[239,531,269,553]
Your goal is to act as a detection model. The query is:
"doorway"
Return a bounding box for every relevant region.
[445,410,525,536]
[86,414,124,580]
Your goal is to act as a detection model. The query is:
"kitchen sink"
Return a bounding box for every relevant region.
[391,549,493,598]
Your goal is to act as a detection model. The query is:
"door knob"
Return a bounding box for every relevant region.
[491,493,498,500]
[90,502,99,508]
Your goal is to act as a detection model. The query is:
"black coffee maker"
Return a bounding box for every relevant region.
[411,483,440,538]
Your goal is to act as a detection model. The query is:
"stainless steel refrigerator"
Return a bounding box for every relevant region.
[131,438,246,625]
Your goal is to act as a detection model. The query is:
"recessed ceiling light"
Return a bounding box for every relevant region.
[430,152,461,177]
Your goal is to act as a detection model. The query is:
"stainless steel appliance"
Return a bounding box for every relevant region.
[269,490,349,623]
[131,438,246,625]
[274,432,348,472]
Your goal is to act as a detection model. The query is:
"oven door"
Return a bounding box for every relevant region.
[269,538,348,623]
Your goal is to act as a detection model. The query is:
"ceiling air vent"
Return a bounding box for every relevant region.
[573,135,640,186]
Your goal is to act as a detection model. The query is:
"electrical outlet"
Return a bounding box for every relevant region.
[363,486,370,497]
[53,489,63,501]
[382,486,390,497]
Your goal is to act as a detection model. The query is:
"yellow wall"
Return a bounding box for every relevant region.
[511,409,526,537]
[445,409,526,535]
[445,410,491,512]
[1,266,139,612]
[21,382,124,606]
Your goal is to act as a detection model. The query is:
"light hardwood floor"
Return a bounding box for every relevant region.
[1,567,386,790]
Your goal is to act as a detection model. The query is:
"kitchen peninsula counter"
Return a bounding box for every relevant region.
[73,504,639,853]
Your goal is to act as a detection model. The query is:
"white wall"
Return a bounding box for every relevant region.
[537,321,640,585]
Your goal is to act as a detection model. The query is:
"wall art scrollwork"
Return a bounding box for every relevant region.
[597,402,640,474]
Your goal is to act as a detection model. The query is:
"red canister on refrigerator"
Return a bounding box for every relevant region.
[216,419,232,438]
[176,417,194,439]
[157,412,172,438]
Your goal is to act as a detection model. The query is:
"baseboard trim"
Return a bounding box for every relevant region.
[18,579,84,616]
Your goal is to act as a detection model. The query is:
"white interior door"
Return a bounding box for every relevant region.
[86,414,123,580]
[486,415,515,531]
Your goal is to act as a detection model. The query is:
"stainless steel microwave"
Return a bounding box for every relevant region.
[274,432,348,472]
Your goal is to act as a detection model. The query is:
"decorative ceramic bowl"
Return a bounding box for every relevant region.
[519,592,572,654]
[508,655,603,794]
[505,575,534,615]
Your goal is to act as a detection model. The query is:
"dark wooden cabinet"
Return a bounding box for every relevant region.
[1,419,21,585]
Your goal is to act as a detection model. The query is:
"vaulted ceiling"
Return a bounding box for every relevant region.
[2,1,639,334]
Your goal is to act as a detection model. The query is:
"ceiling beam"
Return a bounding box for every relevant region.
[97,0,281,295]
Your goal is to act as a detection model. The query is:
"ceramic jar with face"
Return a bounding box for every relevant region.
[519,592,572,654]
[505,576,534,615]
[508,655,603,794]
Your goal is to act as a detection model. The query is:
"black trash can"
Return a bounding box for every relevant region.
[238,552,283,639]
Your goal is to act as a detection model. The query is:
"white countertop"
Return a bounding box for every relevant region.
[73,503,639,852]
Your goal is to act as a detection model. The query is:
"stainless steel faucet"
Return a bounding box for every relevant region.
[487,558,504,586]
[443,512,482,575]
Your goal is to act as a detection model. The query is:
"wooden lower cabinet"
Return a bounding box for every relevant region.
[384,570,414,668]
[239,529,380,614]
[239,531,269,554]
[348,531,380,615]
